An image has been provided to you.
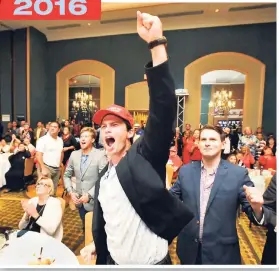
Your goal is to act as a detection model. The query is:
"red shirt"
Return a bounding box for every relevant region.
[182,137,191,164]
[259,155,277,170]
[187,139,202,161]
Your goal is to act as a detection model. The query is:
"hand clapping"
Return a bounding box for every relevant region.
[21,200,39,218]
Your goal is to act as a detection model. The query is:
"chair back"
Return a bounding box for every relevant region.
[24,158,34,176]
[166,164,174,189]
[85,211,93,246]
[57,197,66,216]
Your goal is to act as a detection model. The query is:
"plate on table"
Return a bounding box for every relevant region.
[0,231,79,266]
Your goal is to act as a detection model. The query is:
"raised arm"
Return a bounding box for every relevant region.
[137,12,176,172]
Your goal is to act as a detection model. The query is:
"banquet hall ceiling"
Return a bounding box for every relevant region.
[0,2,276,41]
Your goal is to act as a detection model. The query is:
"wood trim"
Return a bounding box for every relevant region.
[26,27,30,123]
[56,60,115,120]
[184,52,266,131]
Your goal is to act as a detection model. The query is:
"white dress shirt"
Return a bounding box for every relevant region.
[98,165,168,264]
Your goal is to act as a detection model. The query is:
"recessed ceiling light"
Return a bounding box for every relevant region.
[215,9,220,13]
[88,23,91,26]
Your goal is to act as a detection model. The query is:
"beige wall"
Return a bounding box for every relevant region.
[56,60,115,120]
[184,52,265,131]
[125,81,149,110]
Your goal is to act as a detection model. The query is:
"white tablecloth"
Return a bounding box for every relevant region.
[0,153,12,188]
[0,231,79,266]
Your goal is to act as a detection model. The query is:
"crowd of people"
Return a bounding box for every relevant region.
[0,11,276,266]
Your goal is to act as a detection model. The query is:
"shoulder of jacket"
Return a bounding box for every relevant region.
[49,196,61,205]
[180,163,195,171]
[30,196,38,204]
[70,149,82,158]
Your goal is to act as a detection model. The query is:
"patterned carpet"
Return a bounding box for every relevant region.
[0,188,267,264]
[0,197,84,256]
[168,212,267,265]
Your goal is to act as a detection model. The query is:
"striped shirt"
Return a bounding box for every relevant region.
[199,163,217,240]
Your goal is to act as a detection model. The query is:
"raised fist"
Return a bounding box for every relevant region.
[137,11,163,43]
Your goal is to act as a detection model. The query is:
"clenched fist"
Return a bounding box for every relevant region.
[243,185,264,218]
[137,11,163,43]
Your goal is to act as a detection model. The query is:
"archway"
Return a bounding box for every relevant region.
[184,52,265,130]
[125,81,149,125]
[56,60,115,120]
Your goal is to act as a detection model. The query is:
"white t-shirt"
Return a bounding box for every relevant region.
[36,133,63,167]
[98,165,168,264]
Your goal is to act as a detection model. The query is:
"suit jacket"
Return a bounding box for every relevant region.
[170,160,256,264]
[261,174,276,265]
[64,148,107,211]
[92,61,194,264]
[18,196,63,241]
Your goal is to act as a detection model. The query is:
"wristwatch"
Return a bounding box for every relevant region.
[148,36,167,50]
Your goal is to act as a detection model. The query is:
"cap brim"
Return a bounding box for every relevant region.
[93,109,121,125]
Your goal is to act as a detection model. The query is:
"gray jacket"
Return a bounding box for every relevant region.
[64,148,107,211]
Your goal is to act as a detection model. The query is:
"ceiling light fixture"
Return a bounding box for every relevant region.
[88,23,91,26]
[215,9,220,13]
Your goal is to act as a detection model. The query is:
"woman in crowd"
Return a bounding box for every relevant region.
[9,134,21,153]
[18,176,63,241]
[182,130,191,164]
[236,151,246,168]
[4,143,31,192]
[23,138,36,157]
[62,126,77,166]
[239,146,255,169]
[0,135,12,153]
[227,153,237,165]
[187,129,202,162]
[266,136,276,156]
[258,146,277,171]
[167,146,183,179]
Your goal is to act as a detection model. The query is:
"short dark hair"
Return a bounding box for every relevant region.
[200,124,226,141]
[123,119,133,145]
[227,153,237,160]
[50,121,61,129]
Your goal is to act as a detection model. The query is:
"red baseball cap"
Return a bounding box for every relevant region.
[93,104,134,128]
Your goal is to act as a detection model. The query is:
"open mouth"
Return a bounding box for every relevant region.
[105,137,115,148]
[80,141,87,147]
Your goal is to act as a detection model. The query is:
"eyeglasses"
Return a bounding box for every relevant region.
[36,182,50,188]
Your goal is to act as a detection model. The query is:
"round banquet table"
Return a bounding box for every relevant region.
[0,153,12,188]
[0,231,79,266]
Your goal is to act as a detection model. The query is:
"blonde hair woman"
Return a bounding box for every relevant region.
[18,177,63,241]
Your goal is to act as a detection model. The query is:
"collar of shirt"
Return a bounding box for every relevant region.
[201,161,218,176]
[81,154,89,160]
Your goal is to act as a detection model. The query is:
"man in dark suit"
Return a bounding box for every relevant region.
[244,174,276,265]
[170,124,260,265]
[80,11,193,265]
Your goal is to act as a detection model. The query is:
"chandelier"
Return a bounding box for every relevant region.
[208,89,236,115]
[72,90,97,111]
